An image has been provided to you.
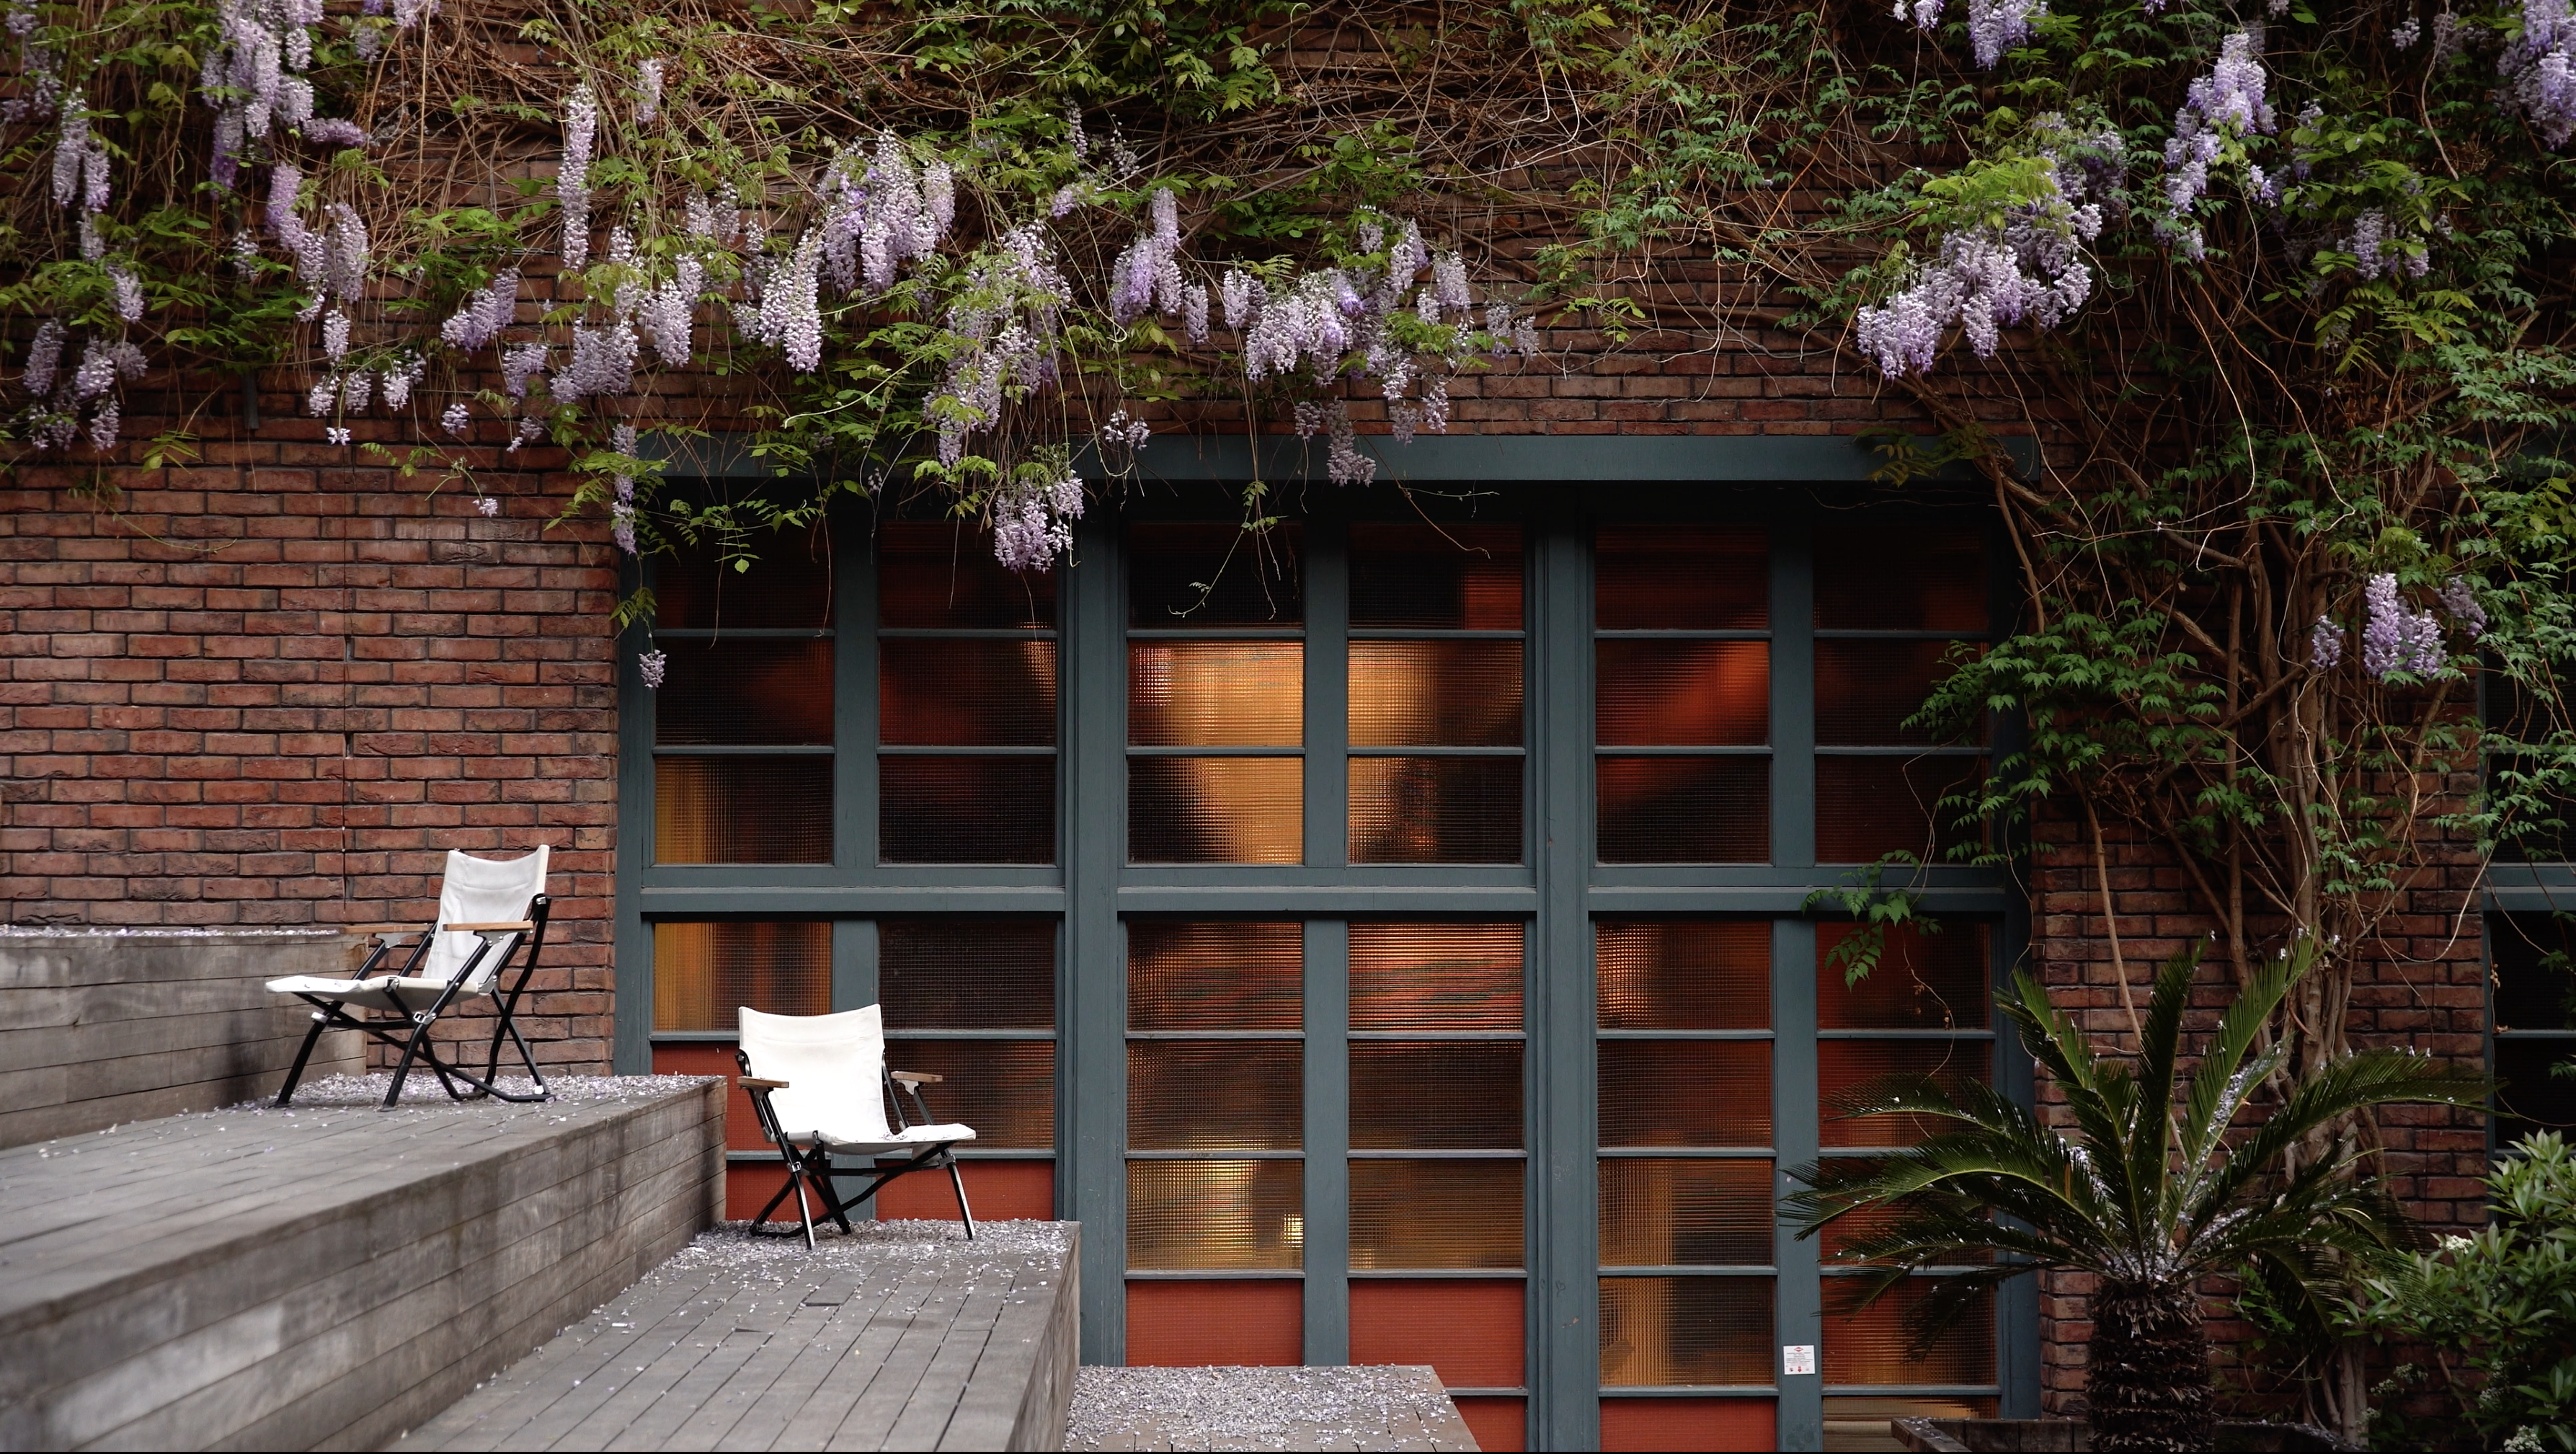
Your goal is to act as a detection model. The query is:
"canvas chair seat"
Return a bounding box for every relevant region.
[266,846,554,1110]
[737,1003,980,1247]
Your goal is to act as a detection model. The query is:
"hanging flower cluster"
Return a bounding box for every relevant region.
[991,472,1088,572]
[2345,572,2487,681]
[1900,0,2048,71]
[2155,29,2275,260]
[2505,0,2576,147]
[1855,123,2117,378]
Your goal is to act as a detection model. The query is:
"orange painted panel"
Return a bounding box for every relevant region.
[729,1161,800,1223]
[1600,1397,1777,1453]
[1125,1280,1302,1366]
[1452,1396,1527,1452]
[650,1042,768,1152]
[876,1159,1054,1220]
[1349,1280,1524,1390]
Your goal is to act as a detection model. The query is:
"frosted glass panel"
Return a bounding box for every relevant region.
[880,918,1054,1030]
[1349,641,1524,746]
[2497,1038,2576,1141]
[656,640,834,746]
[1129,642,1303,745]
[1348,523,1523,629]
[1816,639,1978,746]
[880,521,1056,628]
[1127,1159,1303,1270]
[1596,527,1768,630]
[1349,757,1522,864]
[1129,756,1302,863]
[881,639,1057,745]
[1600,1276,1774,1386]
[1129,1040,1302,1150]
[1598,1041,1771,1148]
[1818,1040,1989,1148]
[1599,1158,1774,1267]
[1823,1280,1993,1386]
[880,755,1054,863]
[657,538,832,629]
[655,756,831,864]
[1349,923,1524,1032]
[1349,1159,1524,1269]
[1597,640,1768,746]
[1815,755,1982,864]
[1129,523,1302,625]
[1597,920,1769,1031]
[880,1039,1052,1148]
[652,921,830,1031]
[1128,921,1302,1032]
[1818,923,1990,1030]
[1814,525,1987,632]
[1599,756,1768,863]
[2492,913,2576,1030]
[1351,1042,1523,1151]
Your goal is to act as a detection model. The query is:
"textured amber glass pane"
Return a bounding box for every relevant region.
[1129,642,1303,745]
[1350,757,1523,864]
[655,640,834,746]
[1596,527,1768,631]
[881,639,1057,746]
[881,1039,1053,1148]
[1350,641,1524,746]
[1816,755,1984,864]
[879,755,1055,863]
[1130,1040,1302,1150]
[1824,1398,1997,1451]
[1598,756,1769,864]
[1349,524,1524,629]
[1129,523,1303,626]
[1351,1042,1523,1150]
[1597,640,1768,748]
[2493,914,2576,1031]
[1598,1042,1772,1148]
[1599,1276,1774,1386]
[1128,921,1302,1032]
[879,521,1056,629]
[1599,1158,1774,1267]
[1824,1280,1993,1386]
[657,536,834,630]
[1129,756,1302,864]
[652,921,831,1031]
[655,756,832,864]
[2497,1038,2576,1142]
[1597,921,1769,1031]
[1816,640,1981,747]
[1815,525,1987,632]
[880,918,1055,1030]
[1819,1041,1989,1148]
[1127,1158,1303,1270]
[1818,923,1990,1031]
[1350,1159,1525,1269]
[1349,923,1524,1032]
[1813,1159,1991,1262]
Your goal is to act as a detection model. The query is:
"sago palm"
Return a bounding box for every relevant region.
[1785,941,2486,1453]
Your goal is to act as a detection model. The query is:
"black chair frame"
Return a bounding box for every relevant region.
[275,895,556,1110]
[736,1049,977,1249]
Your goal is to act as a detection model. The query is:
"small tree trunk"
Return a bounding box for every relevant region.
[2087,1278,2213,1453]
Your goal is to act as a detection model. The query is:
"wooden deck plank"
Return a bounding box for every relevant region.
[709,1269,933,1453]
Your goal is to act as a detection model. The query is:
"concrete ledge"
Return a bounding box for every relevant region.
[0,1075,725,1450]
[0,928,366,1150]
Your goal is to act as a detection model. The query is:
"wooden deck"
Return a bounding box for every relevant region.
[0,1074,724,1450]
[395,1220,1080,1453]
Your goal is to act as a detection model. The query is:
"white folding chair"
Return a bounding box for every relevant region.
[736,1004,978,1249]
[267,846,554,1110]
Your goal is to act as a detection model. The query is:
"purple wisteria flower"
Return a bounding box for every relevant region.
[2438,577,2487,637]
[2310,616,2345,670]
[441,400,470,433]
[440,270,519,351]
[1898,0,2047,70]
[992,474,1085,572]
[636,58,665,125]
[2360,573,2448,678]
[476,496,499,518]
[2505,0,2576,146]
[558,85,598,269]
[637,650,667,689]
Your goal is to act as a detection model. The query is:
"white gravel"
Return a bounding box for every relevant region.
[224,1073,719,1110]
[1066,1365,1471,1451]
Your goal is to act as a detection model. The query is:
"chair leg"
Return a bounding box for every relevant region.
[809,1161,857,1235]
[384,1016,431,1109]
[274,1009,334,1107]
[946,1153,977,1241]
[789,1151,817,1251]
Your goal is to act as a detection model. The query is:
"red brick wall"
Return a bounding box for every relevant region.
[0,426,623,1070]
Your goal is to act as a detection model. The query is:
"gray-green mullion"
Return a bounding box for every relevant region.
[1305,918,1351,1365]
[612,553,657,1076]
[1995,897,2040,1417]
[1772,515,1816,870]
[1775,916,1824,1450]
[827,918,880,1218]
[1306,515,1349,869]
[1062,507,1127,1364]
[1529,507,1597,1451]
[840,512,876,869]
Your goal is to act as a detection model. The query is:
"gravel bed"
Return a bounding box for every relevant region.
[657,1219,1075,1282]
[217,1072,720,1113]
[1066,1365,1468,1451]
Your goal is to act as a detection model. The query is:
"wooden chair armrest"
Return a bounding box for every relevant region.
[740,1077,790,1090]
[443,920,536,934]
[889,1070,944,1086]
